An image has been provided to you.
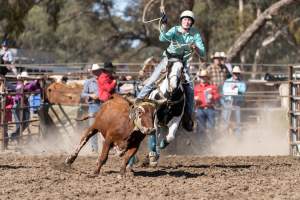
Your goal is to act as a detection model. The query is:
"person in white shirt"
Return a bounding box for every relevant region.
[0,40,16,76]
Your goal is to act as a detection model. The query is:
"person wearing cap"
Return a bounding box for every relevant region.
[219,51,232,79]
[194,69,220,136]
[137,10,206,133]
[81,63,103,153]
[207,52,227,90]
[222,66,246,137]
[0,40,16,76]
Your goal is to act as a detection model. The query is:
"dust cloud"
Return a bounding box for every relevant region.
[20,127,100,156]
[209,109,289,156]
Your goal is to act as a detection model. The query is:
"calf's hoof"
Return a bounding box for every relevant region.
[64,158,73,167]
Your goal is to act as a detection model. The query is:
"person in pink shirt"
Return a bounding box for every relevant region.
[11,71,41,141]
[2,95,13,148]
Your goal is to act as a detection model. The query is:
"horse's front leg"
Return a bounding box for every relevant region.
[160,116,181,149]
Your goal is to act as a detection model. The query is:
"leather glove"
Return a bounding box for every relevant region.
[161,12,168,24]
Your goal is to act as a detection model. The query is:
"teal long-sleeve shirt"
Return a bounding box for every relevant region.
[159,25,205,62]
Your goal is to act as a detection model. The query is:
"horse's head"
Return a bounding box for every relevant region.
[148,59,184,103]
[167,59,184,93]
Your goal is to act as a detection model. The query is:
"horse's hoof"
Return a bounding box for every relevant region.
[93,170,100,175]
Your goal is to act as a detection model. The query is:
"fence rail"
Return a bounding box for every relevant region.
[0,63,298,154]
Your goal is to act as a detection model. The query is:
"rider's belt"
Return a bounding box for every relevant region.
[165,50,184,60]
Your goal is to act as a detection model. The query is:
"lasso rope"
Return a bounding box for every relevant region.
[142,0,165,24]
[142,0,200,58]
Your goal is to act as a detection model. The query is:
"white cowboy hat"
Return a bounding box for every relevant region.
[91,64,103,71]
[232,66,242,73]
[220,52,227,58]
[20,71,29,77]
[199,69,208,77]
[211,52,221,59]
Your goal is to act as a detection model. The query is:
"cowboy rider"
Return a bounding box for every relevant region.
[137,10,206,167]
[136,10,206,132]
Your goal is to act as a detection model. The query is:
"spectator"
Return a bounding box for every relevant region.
[138,56,157,81]
[81,63,103,153]
[194,70,220,137]
[11,71,41,141]
[1,95,13,148]
[97,61,117,102]
[207,52,227,90]
[222,66,247,137]
[0,40,17,76]
[119,75,135,95]
[219,51,232,79]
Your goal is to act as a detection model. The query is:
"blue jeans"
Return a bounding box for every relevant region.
[88,103,101,152]
[196,108,216,134]
[11,102,30,140]
[148,134,157,153]
[222,101,241,136]
[137,57,168,99]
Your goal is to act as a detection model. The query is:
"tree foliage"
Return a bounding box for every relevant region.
[0,0,299,64]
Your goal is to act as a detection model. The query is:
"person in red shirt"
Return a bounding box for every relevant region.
[194,70,220,136]
[97,62,117,102]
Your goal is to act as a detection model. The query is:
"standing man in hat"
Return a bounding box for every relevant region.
[81,63,103,153]
[222,66,246,137]
[97,61,117,103]
[219,51,232,79]
[207,52,227,91]
[194,69,220,136]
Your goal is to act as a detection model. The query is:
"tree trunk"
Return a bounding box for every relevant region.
[238,0,245,68]
[226,0,297,62]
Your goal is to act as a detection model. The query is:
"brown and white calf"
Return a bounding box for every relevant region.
[65,94,157,175]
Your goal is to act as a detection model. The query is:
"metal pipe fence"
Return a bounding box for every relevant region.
[0,62,297,153]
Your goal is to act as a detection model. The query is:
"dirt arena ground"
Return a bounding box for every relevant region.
[1,153,300,200]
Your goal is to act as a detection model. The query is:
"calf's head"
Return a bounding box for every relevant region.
[130,101,157,135]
